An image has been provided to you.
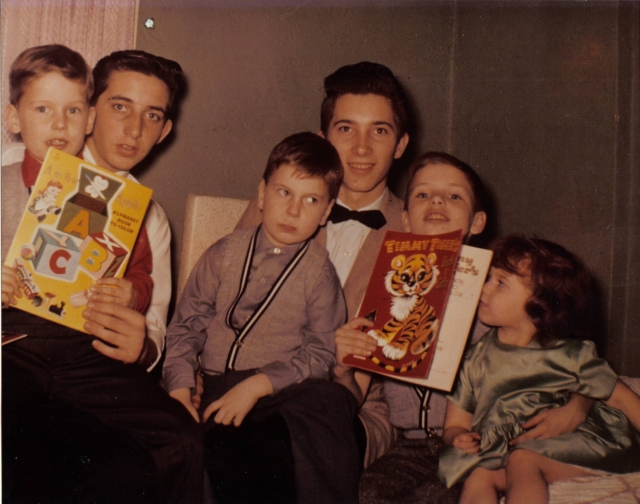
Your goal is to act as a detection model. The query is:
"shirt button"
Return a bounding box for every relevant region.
[273,247,282,254]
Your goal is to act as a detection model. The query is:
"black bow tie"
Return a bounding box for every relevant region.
[327,203,387,230]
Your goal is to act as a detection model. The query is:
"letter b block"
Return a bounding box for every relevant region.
[79,232,127,279]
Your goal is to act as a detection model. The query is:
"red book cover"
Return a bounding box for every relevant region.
[343,229,462,379]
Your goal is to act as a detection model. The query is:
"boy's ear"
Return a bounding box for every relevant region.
[401,210,411,233]
[317,130,325,139]
[319,199,335,227]
[393,133,409,160]
[155,119,173,145]
[85,106,96,136]
[257,179,266,211]
[6,105,21,135]
[469,211,487,236]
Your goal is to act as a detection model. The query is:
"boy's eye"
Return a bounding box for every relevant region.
[277,189,289,196]
[304,196,318,204]
[338,125,351,133]
[36,106,47,113]
[113,103,126,111]
[374,127,388,135]
[415,192,428,199]
[148,112,162,122]
[450,194,461,200]
[68,107,81,114]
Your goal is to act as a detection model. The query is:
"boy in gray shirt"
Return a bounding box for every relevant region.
[164,132,360,504]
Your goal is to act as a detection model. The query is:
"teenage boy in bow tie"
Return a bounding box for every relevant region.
[237,61,411,470]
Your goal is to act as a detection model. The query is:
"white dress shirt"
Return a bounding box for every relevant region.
[326,188,388,286]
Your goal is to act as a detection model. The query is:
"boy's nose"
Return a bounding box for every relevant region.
[429,194,444,205]
[353,134,372,157]
[125,114,143,138]
[287,199,302,216]
[52,112,68,130]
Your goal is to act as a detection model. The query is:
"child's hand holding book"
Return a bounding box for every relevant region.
[89,277,138,309]
[2,264,23,307]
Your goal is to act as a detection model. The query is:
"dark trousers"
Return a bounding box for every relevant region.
[202,371,361,504]
[2,309,204,504]
[4,399,160,504]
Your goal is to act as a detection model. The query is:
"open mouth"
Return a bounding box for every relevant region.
[348,163,375,171]
[47,139,69,148]
[424,213,448,222]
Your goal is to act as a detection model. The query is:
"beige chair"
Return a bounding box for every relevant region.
[177,194,249,301]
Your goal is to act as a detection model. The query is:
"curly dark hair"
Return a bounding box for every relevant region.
[490,235,596,345]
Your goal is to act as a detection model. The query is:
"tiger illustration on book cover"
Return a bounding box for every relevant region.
[344,229,462,380]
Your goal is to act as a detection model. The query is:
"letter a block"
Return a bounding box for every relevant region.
[31,228,81,281]
[79,232,127,279]
[57,166,123,239]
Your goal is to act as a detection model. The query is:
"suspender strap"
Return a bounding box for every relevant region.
[224,229,311,372]
[224,227,259,332]
[413,385,432,433]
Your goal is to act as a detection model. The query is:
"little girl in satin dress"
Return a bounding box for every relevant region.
[438,235,640,504]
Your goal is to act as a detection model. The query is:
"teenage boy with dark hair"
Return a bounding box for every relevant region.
[83,49,184,367]
[166,132,360,504]
[2,48,203,504]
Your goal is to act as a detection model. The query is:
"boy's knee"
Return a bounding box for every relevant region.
[304,379,359,414]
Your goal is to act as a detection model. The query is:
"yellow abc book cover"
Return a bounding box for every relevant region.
[3,148,153,333]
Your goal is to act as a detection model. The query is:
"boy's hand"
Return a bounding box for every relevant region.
[192,371,204,410]
[89,278,137,309]
[452,431,481,454]
[510,394,593,446]
[334,317,376,378]
[2,265,23,307]
[202,373,273,427]
[83,301,145,363]
[170,387,200,423]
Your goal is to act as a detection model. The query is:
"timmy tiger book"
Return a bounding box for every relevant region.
[343,230,491,392]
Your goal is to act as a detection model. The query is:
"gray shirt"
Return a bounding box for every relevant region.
[163,226,347,394]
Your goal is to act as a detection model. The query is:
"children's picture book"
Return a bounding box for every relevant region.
[3,148,153,333]
[343,230,492,392]
[343,230,463,381]
[391,244,492,391]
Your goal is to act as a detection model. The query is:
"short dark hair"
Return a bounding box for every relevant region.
[490,235,596,345]
[320,62,410,139]
[404,152,488,214]
[263,132,343,201]
[91,50,185,120]
[10,44,93,106]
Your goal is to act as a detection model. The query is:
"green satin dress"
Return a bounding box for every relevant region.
[438,329,640,488]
